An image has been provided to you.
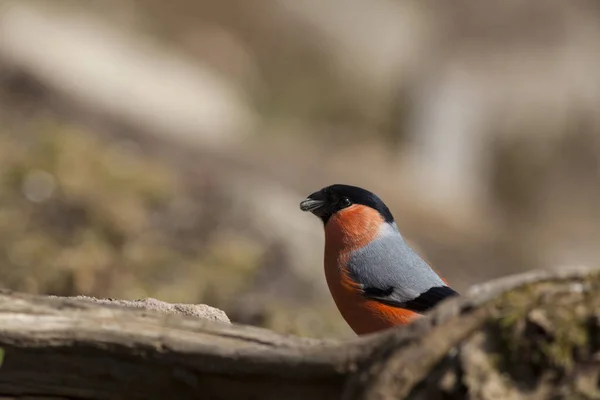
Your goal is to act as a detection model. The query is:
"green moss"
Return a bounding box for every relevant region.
[491,275,600,384]
[539,311,588,371]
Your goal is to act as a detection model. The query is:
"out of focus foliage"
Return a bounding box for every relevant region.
[0,117,345,337]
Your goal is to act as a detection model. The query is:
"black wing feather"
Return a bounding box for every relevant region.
[364,285,459,313]
[401,286,459,312]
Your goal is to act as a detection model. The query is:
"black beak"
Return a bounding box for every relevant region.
[300,189,327,213]
[299,198,325,212]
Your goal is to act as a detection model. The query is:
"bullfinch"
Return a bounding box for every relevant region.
[300,184,458,335]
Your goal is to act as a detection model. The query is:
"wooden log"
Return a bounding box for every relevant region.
[0,265,598,400]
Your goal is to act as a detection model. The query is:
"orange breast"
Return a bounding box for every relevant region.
[323,205,420,335]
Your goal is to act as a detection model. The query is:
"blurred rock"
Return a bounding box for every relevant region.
[0,1,255,149]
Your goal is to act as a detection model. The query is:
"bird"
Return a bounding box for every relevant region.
[299,184,458,335]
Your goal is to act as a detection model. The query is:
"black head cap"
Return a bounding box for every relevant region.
[299,184,394,224]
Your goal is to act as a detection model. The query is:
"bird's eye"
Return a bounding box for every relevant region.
[339,197,352,208]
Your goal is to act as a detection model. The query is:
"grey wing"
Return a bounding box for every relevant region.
[346,235,457,312]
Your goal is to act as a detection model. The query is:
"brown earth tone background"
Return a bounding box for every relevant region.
[1,0,600,339]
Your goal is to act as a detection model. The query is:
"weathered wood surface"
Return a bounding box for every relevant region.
[0,265,599,400]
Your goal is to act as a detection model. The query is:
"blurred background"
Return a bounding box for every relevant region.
[1,0,600,338]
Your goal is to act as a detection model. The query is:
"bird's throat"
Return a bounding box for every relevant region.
[324,205,385,254]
